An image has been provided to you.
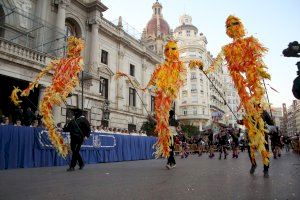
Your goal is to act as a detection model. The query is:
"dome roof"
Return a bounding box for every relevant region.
[146,17,170,36]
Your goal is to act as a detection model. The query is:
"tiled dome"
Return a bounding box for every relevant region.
[146,17,170,36]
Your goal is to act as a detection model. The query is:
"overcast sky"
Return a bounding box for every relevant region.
[101,0,300,108]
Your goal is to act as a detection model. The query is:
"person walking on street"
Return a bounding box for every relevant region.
[63,109,91,171]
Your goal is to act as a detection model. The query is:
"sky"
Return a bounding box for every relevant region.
[101,0,300,108]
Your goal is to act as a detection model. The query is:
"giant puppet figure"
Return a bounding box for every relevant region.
[190,15,272,168]
[10,36,84,158]
[116,40,201,158]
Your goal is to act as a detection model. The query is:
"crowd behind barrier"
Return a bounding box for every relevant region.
[0,125,157,170]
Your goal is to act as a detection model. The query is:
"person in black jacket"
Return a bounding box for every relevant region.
[63,110,91,171]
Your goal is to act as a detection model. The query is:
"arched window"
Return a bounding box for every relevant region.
[64,18,82,38]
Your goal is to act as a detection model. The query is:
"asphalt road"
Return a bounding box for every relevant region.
[0,151,299,200]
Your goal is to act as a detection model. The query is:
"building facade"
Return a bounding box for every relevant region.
[173,14,229,131]
[286,100,300,136]
[271,107,283,129]
[0,0,162,131]
[223,67,242,127]
[141,1,171,56]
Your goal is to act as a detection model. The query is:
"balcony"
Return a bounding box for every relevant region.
[0,3,67,58]
[0,37,50,66]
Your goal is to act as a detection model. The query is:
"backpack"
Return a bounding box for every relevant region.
[75,116,91,138]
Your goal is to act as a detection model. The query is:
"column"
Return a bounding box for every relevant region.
[56,0,70,30]
[55,0,70,57]
[88,18,100,69]
[141,59,147,115]
[36,0,48,52]
[36,0,47,21]
[116,44,125,100]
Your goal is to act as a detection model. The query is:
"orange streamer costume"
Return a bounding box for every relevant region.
[116,40,187,158]
[190,15,271,166]
[10,36,84,158]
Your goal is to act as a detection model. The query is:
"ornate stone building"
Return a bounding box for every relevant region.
[0,0,162,131]
[173,14,229,131]
[223,67,242,127]
[141,0,172,56]
[287,100,300,136]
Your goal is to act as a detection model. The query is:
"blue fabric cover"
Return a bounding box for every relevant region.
[0,125,156,170]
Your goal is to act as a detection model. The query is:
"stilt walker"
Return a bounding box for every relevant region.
[116,40,203,159]
[10,36,85,158]
[189,15,272,177]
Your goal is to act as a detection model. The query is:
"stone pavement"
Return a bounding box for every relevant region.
[0,151,299,200]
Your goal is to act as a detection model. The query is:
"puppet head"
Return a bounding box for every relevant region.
[226,15,245,40]
[164,40,179,61]
[67,36,84,57]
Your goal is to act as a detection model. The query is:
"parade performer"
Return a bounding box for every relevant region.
[10,36,84,158]
[63,109,90,171]
[189,15,272,175]
[116,40,200,158]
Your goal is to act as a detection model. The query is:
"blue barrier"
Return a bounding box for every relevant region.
[0,125,157,170]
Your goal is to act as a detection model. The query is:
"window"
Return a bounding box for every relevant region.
[99,77,108,99]
[186,30,190,37]
[65,22,76,37]
[129,88,136,107]
[193,108,197,115]
[65,18,82,38]
[191,72,196,80]
[130,64,135,77]
[101,50,108,65]
[151,95,155,112]
[191,84,197,93]
[183,109,187,115]
[149,45,155,50]
[182,90,187,97]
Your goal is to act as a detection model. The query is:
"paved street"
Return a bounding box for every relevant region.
[0,151,299,200]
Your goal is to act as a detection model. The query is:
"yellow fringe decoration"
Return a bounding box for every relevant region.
[10,86,22,106]
[9,36,84,158]
[202,15,271,166]
[116,40,187,158]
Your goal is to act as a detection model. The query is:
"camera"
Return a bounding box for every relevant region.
[283,41,300,99]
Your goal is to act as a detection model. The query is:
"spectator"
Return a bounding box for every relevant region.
[14,119,22,126]
[34,110,42,126]
[57,122,63,132]
[24,107,35,126]
[30,119,39,127]
[14,106,24,124]
[1,117,10,125]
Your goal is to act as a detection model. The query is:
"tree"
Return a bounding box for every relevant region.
[141,116,157,136]
[181,124,200,137]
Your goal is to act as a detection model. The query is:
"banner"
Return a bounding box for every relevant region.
[36,130,116,149]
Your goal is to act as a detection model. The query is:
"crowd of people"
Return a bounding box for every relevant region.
[89,125,147,136]
[172,126,299,161]
[0,106,42,127]
[0,106,148,137]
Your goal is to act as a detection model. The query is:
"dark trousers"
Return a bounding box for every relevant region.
[247,135,269,172]
[70,136,84,168]
[167,145,176,165]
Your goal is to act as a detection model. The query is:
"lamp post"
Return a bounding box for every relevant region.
[79,71,92,112]
[101,99,110,127]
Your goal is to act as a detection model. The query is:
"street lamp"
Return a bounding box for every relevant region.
[283,41,300,99]
[79,71,92,112]
[101,99,110,127]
